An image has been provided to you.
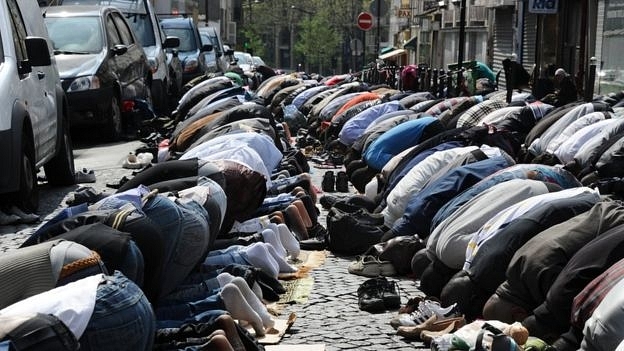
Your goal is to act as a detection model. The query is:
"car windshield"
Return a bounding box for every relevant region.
[199,33,210,46]
[162,27,196,52]
[124,13,155,46]
[234,52,252,65]
[45,16,103,54]
[253,56,265,66]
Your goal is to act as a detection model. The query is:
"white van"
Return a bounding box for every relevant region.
[0,0,75,211]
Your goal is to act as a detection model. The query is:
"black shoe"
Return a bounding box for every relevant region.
[322,171,335,192]
[357,278,386,313]
[335,171,349,192]
[381,279,401,309]
[299,223,328,250]
[357,277,401,312]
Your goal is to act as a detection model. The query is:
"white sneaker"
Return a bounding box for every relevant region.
[390,300,460,329]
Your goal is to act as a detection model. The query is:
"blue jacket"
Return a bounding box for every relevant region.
[363,117,441,171]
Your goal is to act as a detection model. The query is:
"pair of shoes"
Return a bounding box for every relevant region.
[390,300,461,330]
[335,171,349,192]
[357,277,401,313]
[348,255,397,277]
[322,171,335,192]
[400,315,466,342]
[74,168,96,183]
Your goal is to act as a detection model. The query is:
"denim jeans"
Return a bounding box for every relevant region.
[252,192,297,217]
[79,271,156,351]
[159,275,220,307]
[142,195,211,300]
[201,245,249,272]
[266,174,309,197]
[155,292,227,329]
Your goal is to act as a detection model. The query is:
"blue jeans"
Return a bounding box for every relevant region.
[159,272,221,306]
[201,245,249,271]
[155,292,227,329]
[79,271,156,351]
[253,193,297,217]
[142,195,211,300]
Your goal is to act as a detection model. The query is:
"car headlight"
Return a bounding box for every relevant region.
[67,76,100,92]
[148,58,158,74]
[184,59,198,73]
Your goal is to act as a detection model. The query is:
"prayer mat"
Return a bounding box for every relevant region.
[245,312,297,344]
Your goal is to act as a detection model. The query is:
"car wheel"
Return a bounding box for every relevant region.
[44,117,76,186]
[14,132,39,212]
[106,95,123,141]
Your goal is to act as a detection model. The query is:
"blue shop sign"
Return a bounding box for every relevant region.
[528,0,558,14]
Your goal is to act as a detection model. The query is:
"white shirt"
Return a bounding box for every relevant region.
[0,274,103,339]
[428,179,552,270]
[381,145,479,227]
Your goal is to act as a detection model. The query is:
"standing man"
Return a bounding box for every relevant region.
[554,68,578,106]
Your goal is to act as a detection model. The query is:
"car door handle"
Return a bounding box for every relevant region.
[37,71,45,80]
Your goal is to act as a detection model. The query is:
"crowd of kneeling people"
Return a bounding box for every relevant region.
[1,64,624,351]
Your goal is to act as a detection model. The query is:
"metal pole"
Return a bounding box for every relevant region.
[456,0,466,93]
[375,0,381,56]
[586,57,597,101]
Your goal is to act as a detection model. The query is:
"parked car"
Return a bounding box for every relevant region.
[252,55,266,68]
[44,5,152,140]
[0,0,75,211]
[198,26,233,73]
[233,50,254,72]
[54,0,182,115]
[198,29,219,73]
[160,17,213,84]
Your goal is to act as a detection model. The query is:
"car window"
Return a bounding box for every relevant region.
[162,27,196,51]
[200,33,210,46]
[124,13,155,47]
[105,14,122,45]
[7,0,27,65]
[46,17,103,53]
[112,12,134,45]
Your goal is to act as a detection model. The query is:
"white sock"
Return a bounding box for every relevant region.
[261,228,287,258]
[218,274,275,329]
[261,242,298,273]
[276,223,300,258]
[220,283,265,336]
[244,242,279,278]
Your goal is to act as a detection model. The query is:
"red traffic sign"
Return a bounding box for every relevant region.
[357,12,374,31]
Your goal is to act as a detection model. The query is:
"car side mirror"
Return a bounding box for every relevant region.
[112,44,128,56]
[164,36,179,49]
[200,44,213,52]
[25,36,51,67]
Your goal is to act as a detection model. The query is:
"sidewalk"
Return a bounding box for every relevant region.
[275,163,429,351]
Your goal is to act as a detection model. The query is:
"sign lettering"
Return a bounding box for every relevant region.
[528,0,558,14]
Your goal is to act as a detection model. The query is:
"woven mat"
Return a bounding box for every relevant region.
[273,250,327,305]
